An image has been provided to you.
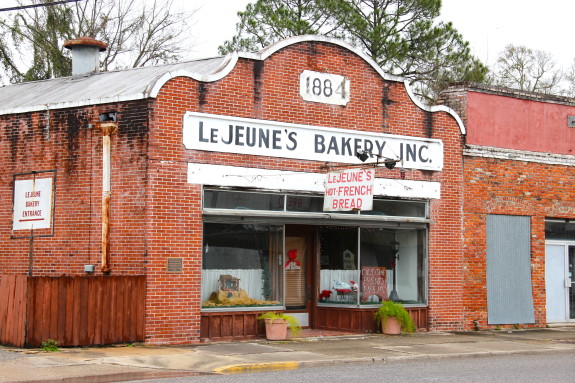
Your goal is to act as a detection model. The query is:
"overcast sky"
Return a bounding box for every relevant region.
[187,0,575,70]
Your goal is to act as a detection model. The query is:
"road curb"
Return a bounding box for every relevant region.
[212,361,300,374]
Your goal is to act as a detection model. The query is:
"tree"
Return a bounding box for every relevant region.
[0,0,195,83]
[564,59,575,97]
[218,0,339,54]
[219,0,488,102]
[491,44,562,94]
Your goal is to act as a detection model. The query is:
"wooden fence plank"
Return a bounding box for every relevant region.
[0,276,146,347]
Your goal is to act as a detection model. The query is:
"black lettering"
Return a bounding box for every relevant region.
[327,136,340,155]
[259,128,270,148]
[287,132,297,151]
[418,145,429,163]
[364,140,374,155]
[222,125,233,145]
[406,144,417,162]
[272,129,281,149]
[353,139,362,156]
[315,135,325,153]
[341,137,352,156]
[198,121,208,143]
[245,127,256,147]
[234,125,245,146]
[375,140,386,156]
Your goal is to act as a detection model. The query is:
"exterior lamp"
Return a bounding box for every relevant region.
[355,150,399,170]
[389,240,400,302]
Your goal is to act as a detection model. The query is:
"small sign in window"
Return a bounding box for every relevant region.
[568,116,575,128]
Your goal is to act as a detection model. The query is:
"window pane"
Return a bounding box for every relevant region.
[285,195,323,212]
[363,199,426,218]
[318,227,359,304]
[204,190,284,211]
[360,228,426,305]
[545,221,575,240]
[202,223,283,308]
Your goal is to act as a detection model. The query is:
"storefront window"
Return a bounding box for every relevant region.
[359,228,426,305]
[319,227,359,304]
[201,223,283,308]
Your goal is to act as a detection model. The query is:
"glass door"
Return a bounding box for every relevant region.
[284,226,315,327]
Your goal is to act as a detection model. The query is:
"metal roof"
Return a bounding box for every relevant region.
[0,35,465,135]
[0,56,230,116]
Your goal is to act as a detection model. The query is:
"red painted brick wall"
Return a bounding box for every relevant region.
[146,40,465,342]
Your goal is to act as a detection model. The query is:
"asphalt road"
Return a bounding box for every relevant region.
[129,351,575,383]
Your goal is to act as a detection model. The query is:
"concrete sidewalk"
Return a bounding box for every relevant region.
[1,326,574,381]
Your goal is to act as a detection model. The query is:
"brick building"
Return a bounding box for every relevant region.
[441,84,575,329]
[4,35,570,346]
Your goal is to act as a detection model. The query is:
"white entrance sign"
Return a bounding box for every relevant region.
[323,168,375,211]
[13,178,53,230]
[183,112,444,171]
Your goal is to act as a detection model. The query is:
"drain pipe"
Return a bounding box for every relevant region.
[97,114,117,273]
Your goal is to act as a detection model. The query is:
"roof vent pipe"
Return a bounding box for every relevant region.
[63,36,107,76]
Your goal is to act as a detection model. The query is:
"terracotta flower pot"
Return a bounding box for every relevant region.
[264,318,288,340]
[382,317,401,335]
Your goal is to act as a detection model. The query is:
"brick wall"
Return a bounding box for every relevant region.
[463,156,575,328]
[145,40,466,341]
[0,100,150,277]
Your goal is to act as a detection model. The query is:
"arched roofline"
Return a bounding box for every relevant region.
[149,35,466,134]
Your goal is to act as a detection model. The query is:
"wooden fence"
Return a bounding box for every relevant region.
[0,275,146,347]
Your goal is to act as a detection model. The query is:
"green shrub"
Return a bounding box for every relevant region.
[258,312,302,337]
[41,339,59,352]
[374,300,415,333]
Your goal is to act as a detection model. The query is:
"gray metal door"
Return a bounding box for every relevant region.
[486,215,535,324]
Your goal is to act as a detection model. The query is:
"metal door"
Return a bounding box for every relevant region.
[545,243,575,322]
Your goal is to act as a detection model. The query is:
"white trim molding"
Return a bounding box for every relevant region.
[188,163,441,200]
[464,145,575,167]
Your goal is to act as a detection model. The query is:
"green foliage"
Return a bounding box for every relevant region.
[258,311,302,337]
[374,300,415,333]
[219,0,488,102]
[219,0,338,55]
[41,339,60,352]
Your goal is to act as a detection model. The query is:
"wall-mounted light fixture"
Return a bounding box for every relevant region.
[355,150,399,170]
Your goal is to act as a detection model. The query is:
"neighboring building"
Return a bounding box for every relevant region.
[441,84,575,328]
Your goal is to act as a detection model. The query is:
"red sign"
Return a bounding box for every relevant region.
[361,266,387,303]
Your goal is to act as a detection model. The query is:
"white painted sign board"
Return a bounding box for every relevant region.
[183,112,444,171]
[13,178,53,230]
[324,168,375,211]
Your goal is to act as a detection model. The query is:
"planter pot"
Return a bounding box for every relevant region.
[264,318,288,340]
[382,317,401,335]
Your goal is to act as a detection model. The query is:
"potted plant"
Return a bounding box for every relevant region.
[374,300,415,335]
[258,312,302,340]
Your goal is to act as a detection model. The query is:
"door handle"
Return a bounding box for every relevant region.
[566,278,572,288]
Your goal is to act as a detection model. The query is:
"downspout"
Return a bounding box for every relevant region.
[97,120,117,273]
